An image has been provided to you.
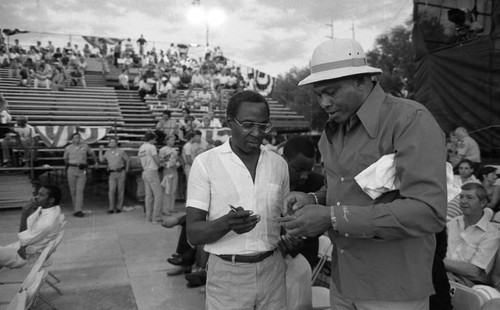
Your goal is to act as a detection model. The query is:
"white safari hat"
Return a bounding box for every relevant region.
[298,38,382,86]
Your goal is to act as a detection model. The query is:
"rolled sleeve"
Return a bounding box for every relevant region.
[186,157,210,211]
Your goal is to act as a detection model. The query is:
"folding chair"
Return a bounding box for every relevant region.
[311,235,333,310]
[5,290,26,310]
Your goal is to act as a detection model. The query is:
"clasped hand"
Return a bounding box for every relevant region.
[226,206,260,234]
[277,191,331,238]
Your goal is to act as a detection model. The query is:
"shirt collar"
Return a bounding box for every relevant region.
[219,138,266,155]
[325,82,386,142]
[475,210,492,231]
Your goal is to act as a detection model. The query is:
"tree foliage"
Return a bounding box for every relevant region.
[274,67,328,132]
[366,24,415,98]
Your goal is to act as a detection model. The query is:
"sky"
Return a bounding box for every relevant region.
[0,0,413,77]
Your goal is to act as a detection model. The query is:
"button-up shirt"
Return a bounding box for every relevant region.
[187,139,289,255]
[103,148,128,170]
[138,142,158,171]
[64,143,93,165]
[446,211,500,282]
[17,205,61,258]
[318,83,447,300]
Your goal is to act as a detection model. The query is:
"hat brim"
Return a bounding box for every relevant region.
[298,66,382,86]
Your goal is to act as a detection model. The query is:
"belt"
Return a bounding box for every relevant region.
[68,163,79,167]
[217,250,274,264]
[109,167,124,173]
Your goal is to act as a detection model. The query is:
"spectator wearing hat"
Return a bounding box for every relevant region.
[157,76,172,101]
[278,38,447,309]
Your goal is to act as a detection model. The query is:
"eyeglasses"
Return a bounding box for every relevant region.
[232,118,273,133]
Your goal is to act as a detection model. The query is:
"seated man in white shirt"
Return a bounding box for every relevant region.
[186,90,289,309]
[445,182,500,286]
[0,184,62,269]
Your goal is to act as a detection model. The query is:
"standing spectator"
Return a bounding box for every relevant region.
[138,132,163,224]
[99,137,129,214]
[137,34,147,56]
[159,135,180,215]
[445,182,500,286]
[1,116,37,167]
[278,38,447,309]
[0,184,62,268]
[114,40,122,67]
[46,41,55,54]
[181,131,199,182]
[455,127,481,167]
[64,132,98,218]
[186,91,288,309]
[124,38,134,56]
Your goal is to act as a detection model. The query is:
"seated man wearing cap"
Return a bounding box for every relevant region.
[278,38,447,309]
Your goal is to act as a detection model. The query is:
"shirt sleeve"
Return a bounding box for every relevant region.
[186,157,211,211]
[470,230,500,273]
[335,109,448,239]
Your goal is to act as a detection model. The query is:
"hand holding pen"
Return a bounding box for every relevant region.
[226,204,260,234]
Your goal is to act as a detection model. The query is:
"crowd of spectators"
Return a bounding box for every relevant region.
[0,39,89,91]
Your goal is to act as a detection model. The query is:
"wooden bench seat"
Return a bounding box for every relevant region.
[8,109,122,117]
[8,104,121,112]
[27,120,124,126]
[6,100,120,107]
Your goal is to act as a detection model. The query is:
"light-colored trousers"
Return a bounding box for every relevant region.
[67,166,86,212]
[161,171,178,215]
[329,279,429,310]
[206,251,287,310]
[0,244,27,269]
[142,170,162,222]
[109,170,126,210]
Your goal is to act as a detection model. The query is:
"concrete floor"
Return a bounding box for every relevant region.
[0,187,205,310]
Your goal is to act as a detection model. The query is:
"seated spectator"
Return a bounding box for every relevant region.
[445,182,500,286]
[198,86,212,108]
[167,85,180,108]
[8,57,20,79]
[155,110,179,143]
[191,69,205,88]
[1,116,38,167]
[0,49,9,68]
[78,56,88,72]
[184,85,199,109]
[455,127,481,168]
[51,66,66,91]
[156,77,171,101]
[33,62,52,89]
[52,47,63,63]
[169,69,181,89]
[63,42,73,54]
[454,159,479,188]
[83,44,91,58]
[18,59,35,88]
[179,66,192,90]
[226,72,238,90]
[69,64,86,88]
[478,166,500,212]
[124,38,134,55]
[118,69,129,90]
[262,134,278,153]
[123,53,133,69]
[138,75,155,102]
[205,110,222,128]
[0,184,62,269]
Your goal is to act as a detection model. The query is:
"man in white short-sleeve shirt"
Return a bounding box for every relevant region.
[186,91,289,310]
[138,132,163,224]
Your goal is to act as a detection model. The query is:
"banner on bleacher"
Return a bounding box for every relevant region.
[35,126,109,147]
[255,70,275,97]
[82,35,122,51]
[199,128,231,144]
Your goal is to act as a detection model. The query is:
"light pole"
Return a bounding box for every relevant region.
[187,2,225,47]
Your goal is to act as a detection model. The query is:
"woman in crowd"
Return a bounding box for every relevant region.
[453,159,478,187]
[159,135,180,216]
[51,66,66,91]
[477,166,500,212]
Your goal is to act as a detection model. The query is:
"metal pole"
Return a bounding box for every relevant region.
[206,22,209,47]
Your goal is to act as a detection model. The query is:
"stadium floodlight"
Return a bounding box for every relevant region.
[187,3,225,47]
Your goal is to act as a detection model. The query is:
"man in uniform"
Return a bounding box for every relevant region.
[278,38,447,309]
[63,132,98,218]
[99,137,129,214]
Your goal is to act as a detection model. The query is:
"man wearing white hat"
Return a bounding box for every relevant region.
[278,38,447,309]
